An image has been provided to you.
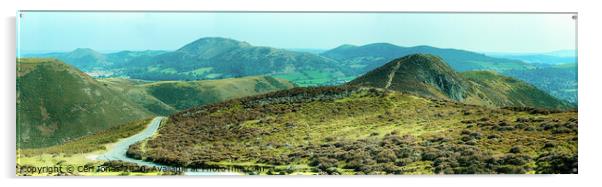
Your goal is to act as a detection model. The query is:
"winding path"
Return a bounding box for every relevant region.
[97,116,239,175]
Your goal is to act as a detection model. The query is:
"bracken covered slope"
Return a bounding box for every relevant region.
[129,86,577,174]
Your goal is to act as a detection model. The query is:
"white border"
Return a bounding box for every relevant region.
[2,0,601,187]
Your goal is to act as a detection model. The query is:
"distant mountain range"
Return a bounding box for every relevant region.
[23,37,576,103]
[22,49,167,72]
[322,43,536,75]
[118,37,347,83]
[26,37,537,80]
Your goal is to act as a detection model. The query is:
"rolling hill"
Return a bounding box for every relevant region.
[25,48,109,72]
[119,37,348,85]
[95,78,179,115]
[348,54,572,110]
[129,86,577,174]
[322,43,535,75]
[17,58,152,148]
[98,76,295,115]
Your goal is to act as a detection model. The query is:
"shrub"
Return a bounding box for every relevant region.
[535,153,578,174]
[499,154,531,166]
[309,156,339,171]
[381,162,403,174]
[375,149,397,163]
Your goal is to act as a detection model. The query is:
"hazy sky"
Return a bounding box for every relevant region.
[17,12,576,53]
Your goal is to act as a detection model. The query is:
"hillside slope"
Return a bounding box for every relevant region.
[98,76,296,114]
[142,76,295,111]
[348,54,572,110]
[129,86,577,174]
[96,78,178,115]
[462,71,572,109]
[17,58,152,148]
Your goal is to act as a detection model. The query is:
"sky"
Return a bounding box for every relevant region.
[17,12,577,54]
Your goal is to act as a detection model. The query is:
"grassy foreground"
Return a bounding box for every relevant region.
[132,87,577,175]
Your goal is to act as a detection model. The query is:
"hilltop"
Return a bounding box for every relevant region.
[348,54,572,110]
[119,37,348,85]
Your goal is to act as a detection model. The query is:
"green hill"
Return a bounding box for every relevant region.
[17,58,152,148]
[98,76,296,114]
[348,54,572,110]
[129,86,577,174]
[96,78,179,115]
[322,43,535,75]
[349,54,469,100]
[119,37,347,86]
[26,48,109,72]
